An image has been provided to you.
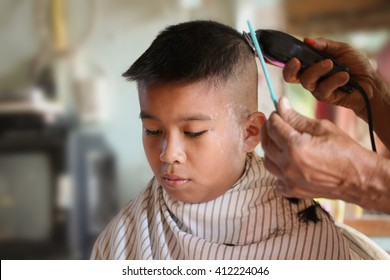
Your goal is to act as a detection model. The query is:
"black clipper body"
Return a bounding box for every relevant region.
[244,29,355,93]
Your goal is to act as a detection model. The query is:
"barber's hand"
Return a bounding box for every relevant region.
[283,38,380,119]
[261,97,378,206]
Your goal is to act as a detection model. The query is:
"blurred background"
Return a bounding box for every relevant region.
[0,0,389,259]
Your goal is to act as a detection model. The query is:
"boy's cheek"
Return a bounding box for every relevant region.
[142,140,160,159]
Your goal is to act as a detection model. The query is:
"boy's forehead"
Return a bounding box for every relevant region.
[138,80,233,101]
[138,80,237,119]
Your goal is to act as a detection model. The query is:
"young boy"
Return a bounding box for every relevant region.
[91,20,352,259]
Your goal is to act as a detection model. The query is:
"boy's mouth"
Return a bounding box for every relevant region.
[162,174,190,189]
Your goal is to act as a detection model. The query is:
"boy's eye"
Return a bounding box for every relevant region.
[144,128,162,136]
[184,130,207,138]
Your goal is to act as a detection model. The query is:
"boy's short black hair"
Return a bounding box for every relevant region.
[122,20,254,85]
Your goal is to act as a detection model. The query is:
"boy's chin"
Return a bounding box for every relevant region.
[162,186,222,204]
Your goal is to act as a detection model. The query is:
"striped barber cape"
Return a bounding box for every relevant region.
[91,153,352,260]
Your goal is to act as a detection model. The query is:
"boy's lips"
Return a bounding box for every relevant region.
[162,174,190,189]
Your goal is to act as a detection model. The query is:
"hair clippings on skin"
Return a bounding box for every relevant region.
[246,20,278,111]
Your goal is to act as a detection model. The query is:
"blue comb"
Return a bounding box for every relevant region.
[247,20,278,111]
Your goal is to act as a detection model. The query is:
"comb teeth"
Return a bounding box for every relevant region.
[243,31,281,67]
[243,32,255,52]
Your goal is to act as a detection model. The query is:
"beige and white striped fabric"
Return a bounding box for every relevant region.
[91,153,352,260]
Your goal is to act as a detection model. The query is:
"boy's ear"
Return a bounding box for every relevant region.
[243,112,266,152]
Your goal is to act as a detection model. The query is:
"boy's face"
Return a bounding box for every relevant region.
[138,81,249,203]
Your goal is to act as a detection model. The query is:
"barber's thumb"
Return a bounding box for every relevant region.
[277,97,316,133]
[277,96,296,120]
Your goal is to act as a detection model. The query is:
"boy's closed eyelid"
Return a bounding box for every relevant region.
[144,128,162,136]
[143,127,208,138]
[184,130,208,138]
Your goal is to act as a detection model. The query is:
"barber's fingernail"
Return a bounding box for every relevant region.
[281,97,291,110]
[338,71,350,83]
[320,59,333,68]
[304,37,316,46]
[289,58,299,70]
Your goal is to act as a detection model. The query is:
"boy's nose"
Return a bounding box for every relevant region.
[159,135,186,164]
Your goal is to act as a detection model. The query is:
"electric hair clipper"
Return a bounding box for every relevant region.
[243,29,355,93]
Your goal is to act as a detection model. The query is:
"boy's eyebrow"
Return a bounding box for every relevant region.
[139,111,158,120]
[139,111,214,121]
[181,114,214,121]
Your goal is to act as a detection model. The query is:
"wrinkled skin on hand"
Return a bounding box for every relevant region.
[282,38,387,120]
[261,97,390,214]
